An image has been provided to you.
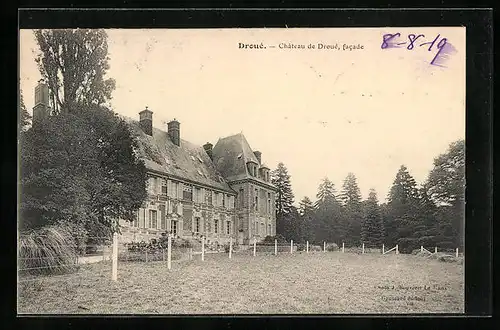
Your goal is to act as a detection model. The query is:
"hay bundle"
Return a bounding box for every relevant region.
[19,225,79,275]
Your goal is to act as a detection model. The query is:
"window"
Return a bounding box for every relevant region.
[222,194,226,207]
[172,181,179,199]
[171,220,178,236]
[261,223,264,235]
[239,189,244,207]
[226,221,231,235]
[254,188,259,211]
[229,196,234,210]
[255,222,258,235]
[183,184,193,201]
[207,190,212,205]
[214,219,219,234]
[161,179,167,195]
[194,187,202,203]
[195,217,200,233]
[268,224,271,235]
[253,166,257,177]
[149,210,158,229]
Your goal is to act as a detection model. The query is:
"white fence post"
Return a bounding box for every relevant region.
[456,248,459,258]
[396,245,399,255]
[253,238,256,257]
[290,240,293,254]
[435,246,438,254]
[229,237,233,259]
[167,234,172,270]
[112,232,118,282]
[362,243,365,254]
[306,241,309,253]
[323,241,326,252]
[382,244,385,254]
[201,236,205,261]
[421,246,423,253]
[274,239,277,256]
[342,242,345,253]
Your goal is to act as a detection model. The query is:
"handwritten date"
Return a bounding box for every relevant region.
[381,33,451,66]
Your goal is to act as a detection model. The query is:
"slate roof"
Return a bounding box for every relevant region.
[124,118,235,194]
[212,133,276,189]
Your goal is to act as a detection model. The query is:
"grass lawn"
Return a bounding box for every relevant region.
[17,251,464,314]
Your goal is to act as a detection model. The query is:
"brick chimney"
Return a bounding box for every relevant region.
[167,119,180,146]
[139,107,153,136]
[203,142,213,159]
[32,79,50,126]
[253,151,262,164]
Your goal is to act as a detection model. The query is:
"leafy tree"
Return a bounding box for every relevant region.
[426,140,465,247]
[19,105,147,239]
[19,90,31,133]
[340,173,363,246]
[34,29,116,113]
[361,189,383,248]
[271,162,295,216]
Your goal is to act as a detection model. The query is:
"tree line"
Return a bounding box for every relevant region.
[271,140,465,253]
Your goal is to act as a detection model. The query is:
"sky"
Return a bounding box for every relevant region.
[19,28,465,204]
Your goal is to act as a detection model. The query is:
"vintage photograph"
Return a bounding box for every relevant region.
[18,27,465,314]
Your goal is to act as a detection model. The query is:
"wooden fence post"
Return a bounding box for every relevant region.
[306,241,309,253]
[253,238,256,257]
[201,236,205,261]
[382,244,385,254]
[290,240,293,254]
[112,232,118,282]
[323,241,326,252]
[274,239,277,256]
[396,245,399,255]
[362,243,365,254]
[435,246,438,254]
[456,248,459,258]
[342,242,345,253]
[229,237,233,259]
[167,234,172,270]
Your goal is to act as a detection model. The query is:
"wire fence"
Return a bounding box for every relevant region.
[18,233,464,287]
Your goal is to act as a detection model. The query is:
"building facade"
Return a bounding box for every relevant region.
[119,107,277,246]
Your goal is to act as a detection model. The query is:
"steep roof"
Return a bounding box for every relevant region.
[212,133,275,189]
[124,118,234,194]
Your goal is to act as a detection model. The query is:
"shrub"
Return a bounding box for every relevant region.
[325,243,339,252]
[19,225,79,275]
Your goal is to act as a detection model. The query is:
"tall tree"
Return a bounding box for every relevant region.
[426,140,465,247]
[361,189,384,248]
[34,29,116,113]
[19,89,31,133]
[298,196,315,243]
[314,178,345,244]
[271,162,295,216]
[386,165,420,250]
[340,173,363,246]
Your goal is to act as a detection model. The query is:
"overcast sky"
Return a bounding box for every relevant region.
[19,28,465,204]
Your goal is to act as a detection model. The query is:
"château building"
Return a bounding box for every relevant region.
[31,80,277,246]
